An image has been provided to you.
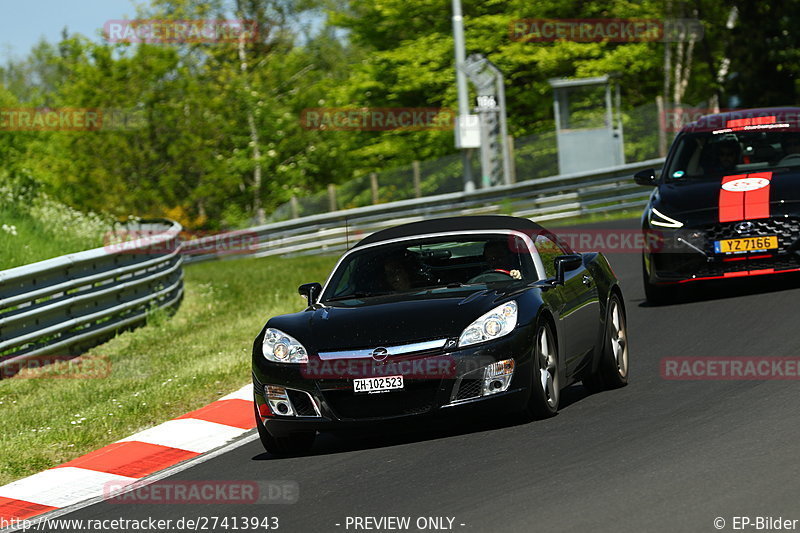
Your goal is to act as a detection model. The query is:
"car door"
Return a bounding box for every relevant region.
[534,234,600,375]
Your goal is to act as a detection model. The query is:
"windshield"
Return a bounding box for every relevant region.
[321,234,538,302]
[665,129,800,182]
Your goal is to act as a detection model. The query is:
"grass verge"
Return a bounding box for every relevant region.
[0,253,336,485]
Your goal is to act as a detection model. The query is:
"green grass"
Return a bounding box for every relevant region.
[0,203,109,270]
[0,253,336,485]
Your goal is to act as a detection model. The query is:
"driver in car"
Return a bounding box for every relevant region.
[482,241,522,279]
[713,139,740,172]
[383,252,414,291]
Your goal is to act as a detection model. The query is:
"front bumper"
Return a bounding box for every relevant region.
[252,325,536,435]
[645,218,800,283]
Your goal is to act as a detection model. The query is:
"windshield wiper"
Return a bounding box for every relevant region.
[324,291,387,301]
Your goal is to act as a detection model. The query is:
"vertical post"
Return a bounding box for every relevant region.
[496,75,512,185]
[507,135,516,183]
[452,0,475,192]
[290,195,299,219]
[412,160,422,198]
[656,95,667,158]
[370,172,379,204]
[327,184,337,212]
[615,82,625,165]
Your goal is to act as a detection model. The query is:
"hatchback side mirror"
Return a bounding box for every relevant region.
[634,168,658,186]
[553,254,583,285]
[298,282,322,305]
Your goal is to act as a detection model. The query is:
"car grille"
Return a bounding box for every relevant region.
[286,389,319,417]
[322,381,438,420]
[453,378,482,401]
[701,217,800,254]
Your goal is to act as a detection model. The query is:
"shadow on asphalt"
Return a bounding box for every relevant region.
[637,271,800,308]
[252,384,596,460]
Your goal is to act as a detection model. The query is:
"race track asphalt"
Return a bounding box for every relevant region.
[54,219,800,533]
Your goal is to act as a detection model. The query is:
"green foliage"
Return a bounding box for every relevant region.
[0,0,792,229]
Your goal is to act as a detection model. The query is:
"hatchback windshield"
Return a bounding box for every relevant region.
[665,128,800,182]
[321,234,538,301]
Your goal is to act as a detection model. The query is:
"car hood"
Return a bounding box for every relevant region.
[266,287,522,353]
[655,170,800,226]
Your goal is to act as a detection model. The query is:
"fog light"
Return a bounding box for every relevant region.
[265,385,295,416]
[482,359,514,396]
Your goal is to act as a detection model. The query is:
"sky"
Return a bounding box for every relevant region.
[0,0,141,61]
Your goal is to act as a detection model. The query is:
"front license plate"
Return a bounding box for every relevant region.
[714,235,778,254]
[353,375,404,394]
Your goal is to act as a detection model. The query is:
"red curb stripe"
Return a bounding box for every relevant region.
[176,399,255,430]
[0,496,58,521]
[55,442,199,478]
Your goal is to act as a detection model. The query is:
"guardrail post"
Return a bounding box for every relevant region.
[412,160,421,198]
[370,173,379,204]
[290,196,299,219]
[507,136,517,184]
[328,184,337,212]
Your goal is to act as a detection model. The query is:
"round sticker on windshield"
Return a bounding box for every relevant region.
[721,177,770,192]
[672,170,685,178]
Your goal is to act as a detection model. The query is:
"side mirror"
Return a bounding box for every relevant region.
[634,168,658,186]
[553,254,583,285]
[298,282,322,305]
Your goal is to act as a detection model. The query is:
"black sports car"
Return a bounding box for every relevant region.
[252,215,629,454]
[636,107,800,303]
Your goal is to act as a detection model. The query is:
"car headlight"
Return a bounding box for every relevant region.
[458,301,518,347]
[649,207,684,228]
[262,328,308,363]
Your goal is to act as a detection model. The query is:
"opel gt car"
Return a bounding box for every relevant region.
[252,215,629,454]
[636,107,800,303]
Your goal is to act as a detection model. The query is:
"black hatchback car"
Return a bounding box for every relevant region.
[636,107,800,303]
[252,215,629,454]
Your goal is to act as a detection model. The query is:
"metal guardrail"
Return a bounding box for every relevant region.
[186,158,663,262]
[0,219,184,374]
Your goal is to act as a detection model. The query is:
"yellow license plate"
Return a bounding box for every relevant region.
[714,235,778,254]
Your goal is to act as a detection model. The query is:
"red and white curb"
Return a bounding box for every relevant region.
[0,384,255,523]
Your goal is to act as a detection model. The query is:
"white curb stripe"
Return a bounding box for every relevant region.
[117,418,249,454]
[0,467,136,508]
[218,384,253,402]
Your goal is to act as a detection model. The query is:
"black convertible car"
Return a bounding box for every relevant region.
[252,215,629,454]
[636,107,800,303]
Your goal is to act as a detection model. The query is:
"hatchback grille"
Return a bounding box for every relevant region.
[701,217,800,254]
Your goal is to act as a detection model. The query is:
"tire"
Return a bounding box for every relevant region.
[583,293,629,393]
[525,320,559,419]
[255,406,316,455]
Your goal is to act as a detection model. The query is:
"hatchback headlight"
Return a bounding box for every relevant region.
[262,328,308,363]
[649,207,684,228]
[458,301,518,347]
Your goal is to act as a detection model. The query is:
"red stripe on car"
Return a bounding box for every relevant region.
[719,173,747,223]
